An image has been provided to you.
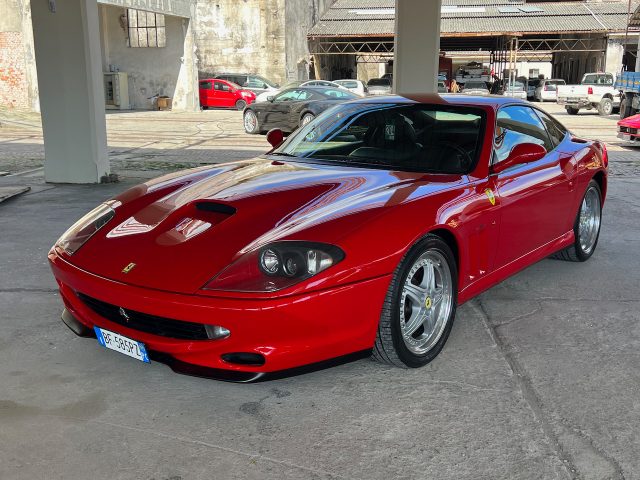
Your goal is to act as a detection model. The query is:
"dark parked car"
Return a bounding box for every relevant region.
[214,73,279,96]
[242,86,358,134]
[368,78,393,96]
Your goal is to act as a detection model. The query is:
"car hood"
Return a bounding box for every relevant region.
[68,158,464,294]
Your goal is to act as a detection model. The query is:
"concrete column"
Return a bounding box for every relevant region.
[31,0,109,183]
[604,37,624,76]
[393,0,442,95]
[635,34,640,72]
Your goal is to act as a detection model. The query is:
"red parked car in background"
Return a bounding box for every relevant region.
[199,78,256,110]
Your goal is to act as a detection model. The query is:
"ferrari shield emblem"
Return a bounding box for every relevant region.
[485,188,496,206]
[121,262,136,274]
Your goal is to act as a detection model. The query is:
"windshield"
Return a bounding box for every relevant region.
[464,82,487,89]
[256,76,277,88]
[273,103,485,174]
[368,79,391,87]
[336,80,359,88]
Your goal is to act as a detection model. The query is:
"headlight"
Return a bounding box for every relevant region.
[203,241,345,292]
[55,202,116,255]
[241,91,253,98]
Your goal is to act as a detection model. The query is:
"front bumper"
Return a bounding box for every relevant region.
[49,250,390,379]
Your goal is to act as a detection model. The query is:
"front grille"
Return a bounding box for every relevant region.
[77,293,209,340]
[620,126,638,134]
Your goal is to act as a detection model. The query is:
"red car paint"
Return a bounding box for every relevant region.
[49,94,608,380]
[617,113,640,142]
[199,78,256,109]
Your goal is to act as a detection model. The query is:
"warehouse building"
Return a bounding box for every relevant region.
[308,0,639,84]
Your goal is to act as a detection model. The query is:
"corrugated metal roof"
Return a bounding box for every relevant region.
[309,0,638,37]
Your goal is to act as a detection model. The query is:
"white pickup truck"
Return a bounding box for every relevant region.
[556,73,621,116]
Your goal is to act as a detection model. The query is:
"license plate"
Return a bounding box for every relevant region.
[568,98,580,103]
[94,326,150,363]
[618,133,632,141]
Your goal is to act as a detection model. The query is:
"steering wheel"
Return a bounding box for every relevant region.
[432,141,473,172]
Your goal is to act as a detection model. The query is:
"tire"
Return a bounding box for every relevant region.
[243,109,259,134]
[619,99,629,119]
[235,99,247,111]
[300,113,315,127]
[565,106,579,115]
[373,235,458,368]
[597,97,613,116]
[552,180,602,262]
[201,105,208,110]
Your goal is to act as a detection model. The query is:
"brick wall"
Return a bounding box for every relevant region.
[0,31,29,109]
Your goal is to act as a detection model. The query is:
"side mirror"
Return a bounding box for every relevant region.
[266,128,285,149]
[492,143,546,175]
[267,96,275,102]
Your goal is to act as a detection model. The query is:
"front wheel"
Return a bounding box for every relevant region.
[300,113,315,127]
[243,110,259,134]
[597,98,613,116]
[373,235,458,368]
[552,180,602,262]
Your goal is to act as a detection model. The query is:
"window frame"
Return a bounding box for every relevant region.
[126,9,166,48]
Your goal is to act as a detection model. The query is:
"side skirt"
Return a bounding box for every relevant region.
[458,230,574,304]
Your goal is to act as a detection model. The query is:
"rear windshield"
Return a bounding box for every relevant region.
[545,80,566,86]
[368,79,391,87]
[506,82,525,90]
[273,103,485,174]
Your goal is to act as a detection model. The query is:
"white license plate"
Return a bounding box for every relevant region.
[618,133,632,141]
[568,98,580,103]
[94,326,150,363]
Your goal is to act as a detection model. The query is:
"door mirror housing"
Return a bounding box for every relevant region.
[267,96,275,102]
[491,143,547,174]
[266,128,285,149]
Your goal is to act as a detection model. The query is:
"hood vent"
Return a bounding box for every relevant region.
[195,202,236,215]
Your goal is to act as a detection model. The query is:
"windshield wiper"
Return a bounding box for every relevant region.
[269,152,299,158]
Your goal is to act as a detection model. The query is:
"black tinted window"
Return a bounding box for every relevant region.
[534,109,567,148]
[199,81,212,90]
[495,106,552,163]
[275,104,485,174]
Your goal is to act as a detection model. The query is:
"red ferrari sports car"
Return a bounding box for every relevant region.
[49,95,607,381]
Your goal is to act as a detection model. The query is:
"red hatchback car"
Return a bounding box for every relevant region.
[50,95,607,382]
[199,78,256,110]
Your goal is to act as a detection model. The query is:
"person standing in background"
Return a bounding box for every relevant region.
[450,79,460,93]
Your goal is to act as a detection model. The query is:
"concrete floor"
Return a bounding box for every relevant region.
[1,104,639,479]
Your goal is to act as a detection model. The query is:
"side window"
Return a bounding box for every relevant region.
[274,89,309,102]
[199,81,212,90]
[583,74,597,85]
[214,81,232,92]
[234,76,248,86]
[246,76,265,88]
[494,105,552,164]
[534,109,567,149]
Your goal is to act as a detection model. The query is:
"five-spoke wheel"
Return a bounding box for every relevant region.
[373,235,458,368]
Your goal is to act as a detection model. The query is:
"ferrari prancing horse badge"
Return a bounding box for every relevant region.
[485,188,496,206]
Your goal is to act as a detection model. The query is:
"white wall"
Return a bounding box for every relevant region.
[99,4,196,110]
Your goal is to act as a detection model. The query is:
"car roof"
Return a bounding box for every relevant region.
[350,93,528,110]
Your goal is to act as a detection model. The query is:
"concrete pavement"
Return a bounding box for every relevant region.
[1,104,639,479]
